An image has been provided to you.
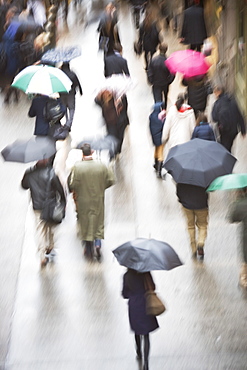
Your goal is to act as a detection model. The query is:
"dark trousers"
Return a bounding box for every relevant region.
[152,85,168,108]
[220,132,236,153]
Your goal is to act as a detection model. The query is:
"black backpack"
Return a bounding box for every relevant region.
[44,98,65,125]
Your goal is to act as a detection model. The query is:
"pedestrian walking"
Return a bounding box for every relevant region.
[229,187,247,289]
[191,112,215,141]
[212,85,246,153]
[180,0,207,51]
[67,143,115,259]
[162,93,196,150]
[122,268,159,370]
[176,183,209,259]
[21,156,66,268]
[182,75,212,118]
[104,43,130,78]
[60,61,83,131]
[138,11,161,70]
[97,2,120,54]
[149,101,166,178]
[129,0,147,29]
[95,89,130,155]
[147,42,175,107]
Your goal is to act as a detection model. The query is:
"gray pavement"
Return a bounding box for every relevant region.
[1,2,247,369]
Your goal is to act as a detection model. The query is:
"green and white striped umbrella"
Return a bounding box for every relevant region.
[11,65,72,95]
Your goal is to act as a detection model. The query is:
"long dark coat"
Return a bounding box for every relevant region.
[182,77,209,114]
[68,160,114,241]
[139,22,160,54]
[180,5,207,45]
[122,269,159,335]
[149,102,165,146]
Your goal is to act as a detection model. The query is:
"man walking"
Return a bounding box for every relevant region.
[147,43,175,108]
[68,143,115,259]
[212,85,246,153]
[21,157,66,268]
[104,43,130,78]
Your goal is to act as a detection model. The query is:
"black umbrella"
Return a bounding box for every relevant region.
[1,136,56,163]
[41,46,81,64]
[113,238,183,273]
[163,139,237,188]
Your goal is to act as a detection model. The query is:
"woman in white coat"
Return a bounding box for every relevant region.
[162,93,196,150]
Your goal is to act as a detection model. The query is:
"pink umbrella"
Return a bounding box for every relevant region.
[165,49,211,78]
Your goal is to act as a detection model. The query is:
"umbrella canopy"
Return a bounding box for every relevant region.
[11,65,72,95]
[164,139,236,188]
[77,135,119,153]
[207,173,247,192]
[113,238,183,273]
[97,75,134,99]
[41,46,81,64]
[1,136,56,163]
[165,49,211,78]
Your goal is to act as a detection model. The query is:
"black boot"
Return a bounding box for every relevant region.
[153,158,158,171]
[156,161,163,178]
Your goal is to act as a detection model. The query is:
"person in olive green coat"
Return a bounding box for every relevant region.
[229,187,247,289]
[68,143,115,259]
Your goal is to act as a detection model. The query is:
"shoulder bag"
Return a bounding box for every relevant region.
[144,273,166,316]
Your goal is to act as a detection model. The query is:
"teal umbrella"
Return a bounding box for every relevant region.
[207,173,247,192]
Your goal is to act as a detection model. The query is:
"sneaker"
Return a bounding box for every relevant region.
[239,263,247,289]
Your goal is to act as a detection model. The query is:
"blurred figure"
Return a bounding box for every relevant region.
[122,268,159,370]
[138,11,161,70]
[162,93,196,150]
[180,0,207,51]
[67,143,115,260]
[149,101,166,178]
[176,183,209,259]
[212,85,246,153]
[191,112,215,141]
[60,61,83,131]
[21,157,66,268]
[182,75,212,118]
[229,188,247,289]
[95,89,129,156]
[97,2,120,53]
[129,0,147,29]
[104,43,130,78]
[147,42,175,108]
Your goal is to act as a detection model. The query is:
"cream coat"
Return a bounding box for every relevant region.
[162,104,196,150]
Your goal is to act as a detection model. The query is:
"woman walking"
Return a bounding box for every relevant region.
[122,268,159,370]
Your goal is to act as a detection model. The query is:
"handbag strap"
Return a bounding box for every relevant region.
[144,273,155,292]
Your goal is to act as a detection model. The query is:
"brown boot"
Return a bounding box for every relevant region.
[239,263,247,288]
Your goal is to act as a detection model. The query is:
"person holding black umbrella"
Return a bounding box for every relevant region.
[122,268,159,370]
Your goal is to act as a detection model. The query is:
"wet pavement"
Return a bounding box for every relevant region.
[1,1,247,369]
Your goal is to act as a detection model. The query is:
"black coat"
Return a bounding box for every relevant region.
[182,77,209,113]
[176,183,208,210]
[139,22,160,53]
[21,165,66,211]
[104,52,130,77]
[149,102,165,146]
[28,95,50,135]
[212,93,246,137]
[147,53,175,87]
[122,269,159,335]
[180,5,207,45]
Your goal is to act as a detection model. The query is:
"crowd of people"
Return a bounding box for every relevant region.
[2,0,247,369]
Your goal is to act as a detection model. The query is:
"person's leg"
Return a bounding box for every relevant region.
[135,334,142,359]
[34,210,51,267]
[220,133,235,153]
[84,240,94,259]
[143,334,150,369]
[182,207,197,256]
[94,239,101,259]
[156,144,164,178]
[195,208,208,259]
[152,86,162,103]
[162,85,169,109]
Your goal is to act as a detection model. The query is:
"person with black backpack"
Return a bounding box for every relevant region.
[212,85,246,153]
